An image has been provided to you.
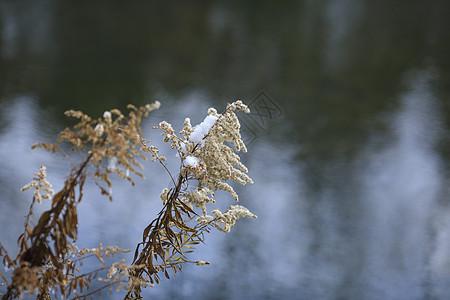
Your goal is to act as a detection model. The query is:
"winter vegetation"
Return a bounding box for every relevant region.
[0,100,256,299]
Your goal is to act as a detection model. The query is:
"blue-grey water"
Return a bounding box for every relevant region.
[1,1,450,299]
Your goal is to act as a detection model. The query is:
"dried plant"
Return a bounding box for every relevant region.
[0,100,256,300]
[125,101,256,299]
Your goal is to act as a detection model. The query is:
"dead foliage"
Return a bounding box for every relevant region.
[0,101,255,300]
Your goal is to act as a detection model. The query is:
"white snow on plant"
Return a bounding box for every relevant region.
[180,141,187,152]
[176,141,187,158]
[184,156,200,168]
[189,115,218,146]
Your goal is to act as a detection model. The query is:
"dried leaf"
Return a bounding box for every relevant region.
[155,245,165,261]
[133,244,141,264]
[164,268,170,279]
[142,224,152,242]
[176,198,198,216]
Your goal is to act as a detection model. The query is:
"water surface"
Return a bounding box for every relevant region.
[1,2,450,299]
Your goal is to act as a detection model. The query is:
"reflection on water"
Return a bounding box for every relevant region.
[2,1,450,299]
[300,71,447,299]
[358,72,442,299]
[0,97,57,248]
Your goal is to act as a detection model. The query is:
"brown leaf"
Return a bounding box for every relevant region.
[155,245,165,261]
[164,268,170,279]
[16,233,25,247]
[51,190,64,207]
[142,224,152,242]
[133,244,141,264]
[146,256,157,274]
[176,198,198,216]
[174,207,182,222]
[26,224,32,236]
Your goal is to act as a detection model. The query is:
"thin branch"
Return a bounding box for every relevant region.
[157,158,176,187]
[70,280,121,300]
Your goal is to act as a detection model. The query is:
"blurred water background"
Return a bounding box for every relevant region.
[1,1,450,299]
